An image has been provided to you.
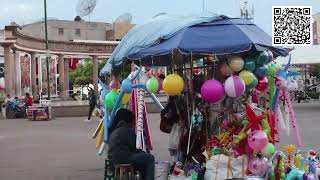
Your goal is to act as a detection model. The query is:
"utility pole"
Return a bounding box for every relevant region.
[44,0,50,99]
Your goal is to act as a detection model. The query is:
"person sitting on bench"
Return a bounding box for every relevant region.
[108,108,155,180]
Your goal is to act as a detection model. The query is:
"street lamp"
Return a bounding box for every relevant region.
[44,0,50,99]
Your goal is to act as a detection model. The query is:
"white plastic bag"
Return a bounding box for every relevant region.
[169,123,183,150]
[204,154,248,180]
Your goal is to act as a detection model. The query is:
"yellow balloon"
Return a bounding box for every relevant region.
[96,124,104,149]
[122,93,131,105]
[239,70,255,85]
[162,74,184,96]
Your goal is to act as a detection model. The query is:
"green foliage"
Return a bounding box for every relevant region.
[309,64,320,79]
[70,59,108,86]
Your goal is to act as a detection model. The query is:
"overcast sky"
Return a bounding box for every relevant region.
[0,0,319,35]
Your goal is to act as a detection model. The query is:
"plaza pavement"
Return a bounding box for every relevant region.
[0,103,319,180]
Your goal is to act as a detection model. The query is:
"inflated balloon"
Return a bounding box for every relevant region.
[229,56,244,72]
[244,57,256,72]
[201,79,225,103]
[220,62,232,76]
[256,77,269,91]
[267,63,281,77]
[261,143,275,158]
[254,65,268,78]
[239,70,258,89]
[122,93,131,105]
[146,77,159,93]
[248,130,269,151]
[105,90,119,109]
[224,75,245,98]
[256,51,269,65]
[248,156,268,176]
[109,79,120,89]
[266,50,274,63]
[163,74,184,96]
[121,79,133,93]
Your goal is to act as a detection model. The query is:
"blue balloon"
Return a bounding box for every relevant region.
[254,65,268,78]
[244,57,256,72]
[121,79,133,93]
[256,51,269,65]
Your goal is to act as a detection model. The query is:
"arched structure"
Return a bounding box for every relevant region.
[0,24,118,99]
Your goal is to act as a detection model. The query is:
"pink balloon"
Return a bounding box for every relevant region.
[248,156,268,176]
[248,130,268,151]
[200,79,225,103]
[256,77,269,91]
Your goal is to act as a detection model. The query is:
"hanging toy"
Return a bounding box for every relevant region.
[286,154,305,180]
[261,143,275,158]
[162,74,184,96]
[224,75,246,98]
[283,144,296,168]
[256,77,269,92]
[248,130,269,151]
[229,55,244,72]
[271,152,287,180]
[201,79,225,103]
[248,156,268,176]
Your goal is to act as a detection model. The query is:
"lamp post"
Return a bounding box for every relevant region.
[44,0,50,99]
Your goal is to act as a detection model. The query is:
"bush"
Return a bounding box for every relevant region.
[306,92,320,99]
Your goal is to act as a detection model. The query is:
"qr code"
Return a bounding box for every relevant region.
[272,6,313,46]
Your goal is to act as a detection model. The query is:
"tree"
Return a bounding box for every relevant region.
[309,64,320,79]
[70,59,108,86]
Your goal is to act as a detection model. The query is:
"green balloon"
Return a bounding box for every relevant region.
[146,77,159,93]
[105,90,119,109]
[262,143,275,157]
[244,57,256,71]
[267,63,280,77]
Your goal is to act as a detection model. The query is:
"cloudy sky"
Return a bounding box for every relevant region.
[0,0,319,35]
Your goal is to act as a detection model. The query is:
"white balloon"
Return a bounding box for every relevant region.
[0,78,5,89]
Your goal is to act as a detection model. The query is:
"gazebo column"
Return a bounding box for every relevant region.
[30,52,37,99]
[64,58,70,98]
[13,51,21,97]
[92,55,99,97]
[58,54,66,99]
[3,45,14,97]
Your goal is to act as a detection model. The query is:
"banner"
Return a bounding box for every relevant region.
[40,57,57,96]
[20,55,31,93]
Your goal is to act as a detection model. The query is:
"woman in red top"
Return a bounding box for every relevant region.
[25,93,33,107]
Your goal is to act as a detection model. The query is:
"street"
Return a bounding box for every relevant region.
[0,103,319,180]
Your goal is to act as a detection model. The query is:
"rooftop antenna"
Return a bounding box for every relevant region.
[76,0,97,21]
[240,0,255,20]
[202,0,205,12]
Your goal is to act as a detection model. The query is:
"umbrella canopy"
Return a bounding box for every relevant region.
[128,17,288,66]
[100,13,223,75]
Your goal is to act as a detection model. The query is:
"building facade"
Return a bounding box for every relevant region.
[0,19,134,98]
[313,13,320,45]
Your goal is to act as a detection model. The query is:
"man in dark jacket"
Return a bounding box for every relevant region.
[108,108,155,180]
[86,88,102,122]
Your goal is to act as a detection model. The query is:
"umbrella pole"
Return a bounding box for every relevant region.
[186,53,194,154]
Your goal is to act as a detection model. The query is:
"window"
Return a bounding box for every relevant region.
[75,29,81,36]
[58,28,64,35]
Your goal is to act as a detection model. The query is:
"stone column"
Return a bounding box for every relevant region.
[30,52,37,99]
[58,54,65,99]
[13,51,21,97]
[92,55,99,97]
[64,58,70,97]
[3,45,13,97]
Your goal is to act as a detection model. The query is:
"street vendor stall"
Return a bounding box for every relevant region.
[96,14,319,180]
